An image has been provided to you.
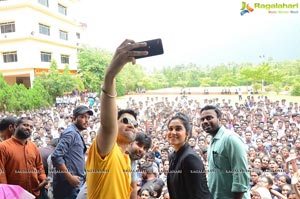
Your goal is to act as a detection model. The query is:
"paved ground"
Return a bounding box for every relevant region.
[116,87,299,109]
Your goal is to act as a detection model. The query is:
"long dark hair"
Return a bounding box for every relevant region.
[167,112,192,136]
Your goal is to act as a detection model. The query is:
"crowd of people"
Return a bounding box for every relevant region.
[0,39,300,199]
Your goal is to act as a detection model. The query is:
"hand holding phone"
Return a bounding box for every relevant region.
[131,38,164,59]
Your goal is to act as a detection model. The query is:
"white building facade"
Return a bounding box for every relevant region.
[0,0,83,87]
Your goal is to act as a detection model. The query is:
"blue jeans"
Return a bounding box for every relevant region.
[53,180,83,199]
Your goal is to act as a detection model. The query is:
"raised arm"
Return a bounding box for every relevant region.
[97,39,147,157]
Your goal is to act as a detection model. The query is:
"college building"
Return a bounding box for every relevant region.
[0,0,84,88]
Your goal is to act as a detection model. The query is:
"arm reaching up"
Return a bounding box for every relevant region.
[97,39,147,157]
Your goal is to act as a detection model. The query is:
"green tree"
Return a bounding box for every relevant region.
[272,82,282,95]
[118,63,146,91]
[291,83,300,96]
[32,77,51,108]
[0,74,10,111]
[239,62,284,87]
[199,77,214,87]
[33,60,77,104]
[58,65,77,93]
[77,46,112,92]
[217,73,237,87]
[40,60,63,100]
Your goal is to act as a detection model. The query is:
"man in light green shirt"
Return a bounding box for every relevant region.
[200,105,250,199]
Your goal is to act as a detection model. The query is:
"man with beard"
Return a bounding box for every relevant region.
[0,117,47,198]
[128,132,152,199]
[200,105,250,199]
[51,105,93,198]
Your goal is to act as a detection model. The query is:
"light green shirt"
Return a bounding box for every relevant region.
[208,126,250,199]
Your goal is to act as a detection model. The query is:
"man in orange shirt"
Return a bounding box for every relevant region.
[0,117,47,198]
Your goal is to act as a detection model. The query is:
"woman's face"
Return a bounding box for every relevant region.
[253,158,261,169]
[270,149,277,157]
[281,147,289,157]
[275,155,283,165]
[250,172,259,185]
[269,160,279,171]
[249,148,257,157]
[277,176,287,188]
[261,157,270,168]
[167,119,187,151]
[281,184,291,196]
[141,190,150,199]
[280,137,287,144]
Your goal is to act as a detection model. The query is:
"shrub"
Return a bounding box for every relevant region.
[291,84,300,96]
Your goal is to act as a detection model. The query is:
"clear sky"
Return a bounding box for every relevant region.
[73,0,300,68]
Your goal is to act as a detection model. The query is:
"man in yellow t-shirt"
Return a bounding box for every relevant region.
[77,132,152,199]
[86,110,137,199]
[86,39,149,199]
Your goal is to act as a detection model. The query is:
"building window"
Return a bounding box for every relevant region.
[58,4,67,15]
[41,52,51,62]
[39,23,50,35]
[0,22,15,34]
[61,55,69,64]
[59,30,68,40]
[76,32,80,39]
[3,51,17,63]
[38,0,49,7]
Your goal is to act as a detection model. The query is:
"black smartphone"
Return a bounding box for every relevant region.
[132,38,164,59]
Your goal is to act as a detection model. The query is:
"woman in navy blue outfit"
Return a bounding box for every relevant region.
[167,112,213,199]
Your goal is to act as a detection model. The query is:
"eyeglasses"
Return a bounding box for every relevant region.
[120,117,138,128]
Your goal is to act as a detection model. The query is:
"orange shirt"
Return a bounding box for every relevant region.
[0,137,46,197]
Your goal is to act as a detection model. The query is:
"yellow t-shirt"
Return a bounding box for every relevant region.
[86,141,132,199]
